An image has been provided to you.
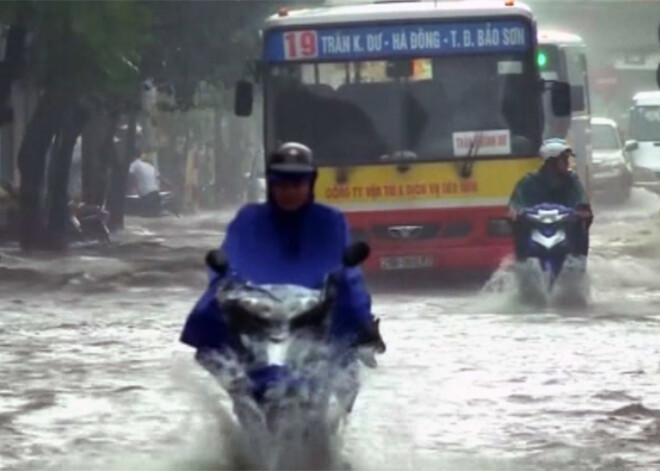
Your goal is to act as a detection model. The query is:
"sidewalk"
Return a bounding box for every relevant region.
[0,209,236,290]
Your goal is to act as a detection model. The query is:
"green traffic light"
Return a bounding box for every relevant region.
[537,51,548,68]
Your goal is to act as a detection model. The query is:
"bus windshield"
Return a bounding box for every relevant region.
[630,106,660,142]
[263,18,539,166]
[266,53,540,166]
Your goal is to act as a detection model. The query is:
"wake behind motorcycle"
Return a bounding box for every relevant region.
[199,242,384,470]
[515,203,590,306]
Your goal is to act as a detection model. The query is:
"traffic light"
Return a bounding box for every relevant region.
[537,46,557,71]
[537,50,549,69]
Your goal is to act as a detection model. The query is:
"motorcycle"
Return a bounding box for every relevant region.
[515,203,590,306]
[201,242,385,469]
[124,190,180,217]
[68,202,111,245]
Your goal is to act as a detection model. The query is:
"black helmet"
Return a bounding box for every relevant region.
[267,142,315,175]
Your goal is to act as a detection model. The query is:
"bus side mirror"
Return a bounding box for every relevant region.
[570,85,585,113]
[235,80,253,117]
[550,81,571,117]
[656,62,660,89]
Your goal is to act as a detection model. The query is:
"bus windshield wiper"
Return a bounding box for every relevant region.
[458,132,482,179]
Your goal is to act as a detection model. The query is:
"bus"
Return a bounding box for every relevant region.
[537,30,592,194]
[236,0,572,273]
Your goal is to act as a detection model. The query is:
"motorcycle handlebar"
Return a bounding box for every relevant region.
[205,250,229,276]
[206,242,371,275]
[357,318,386,353]
[343,241,370,268]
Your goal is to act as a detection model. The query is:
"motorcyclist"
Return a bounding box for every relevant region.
[180,142,383,397]
[508,138,593,261]
[128,153,177,217]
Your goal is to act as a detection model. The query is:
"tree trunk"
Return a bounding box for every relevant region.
[45,101,87,250]
[93,110,117,206]
[0,24,27,126]
[81,116,97,203]
[81,109,115,206]
[17,90,60,250]
[107,111,136,230]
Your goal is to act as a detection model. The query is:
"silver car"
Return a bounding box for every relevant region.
[590,117,634,202]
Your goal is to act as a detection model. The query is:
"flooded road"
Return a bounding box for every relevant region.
[2,191,660,471]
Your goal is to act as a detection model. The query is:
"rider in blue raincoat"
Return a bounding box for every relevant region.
[180,143,382,394]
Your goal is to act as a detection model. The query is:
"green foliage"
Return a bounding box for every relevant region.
[0,0,321,108]
[0,0,149,98]
[67,1,149,94]
[141,0,288,109]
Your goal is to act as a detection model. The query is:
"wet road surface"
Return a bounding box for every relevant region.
[2,192,660,470]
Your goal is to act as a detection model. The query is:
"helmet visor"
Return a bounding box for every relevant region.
[267,168,315,183]
[268,162,315,174]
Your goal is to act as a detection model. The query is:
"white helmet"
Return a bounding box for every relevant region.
[539,138,573,161]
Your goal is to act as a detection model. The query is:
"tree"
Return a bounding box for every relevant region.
[1,0,319,249]
[0,1,148,250]
[0,22,26,126]
[138,1,302,205]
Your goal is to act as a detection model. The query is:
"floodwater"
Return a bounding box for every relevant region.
[2,190,660,471]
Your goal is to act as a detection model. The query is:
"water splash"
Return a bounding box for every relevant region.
[479,256,590,312]
[170,341,364,471]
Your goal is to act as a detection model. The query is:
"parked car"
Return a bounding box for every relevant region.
[626,91,660,193]
[590,117,634,202]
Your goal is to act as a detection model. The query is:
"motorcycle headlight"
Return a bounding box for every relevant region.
[290,301,331,331]
[221,298,274,335]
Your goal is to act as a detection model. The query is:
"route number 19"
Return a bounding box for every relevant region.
[283,31,318,60]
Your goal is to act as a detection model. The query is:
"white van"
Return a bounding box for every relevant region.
[628,91,660,192]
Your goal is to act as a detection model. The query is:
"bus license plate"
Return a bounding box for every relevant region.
[380,255,434,270]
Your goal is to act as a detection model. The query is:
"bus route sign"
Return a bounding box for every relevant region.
[265,19,530,62]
